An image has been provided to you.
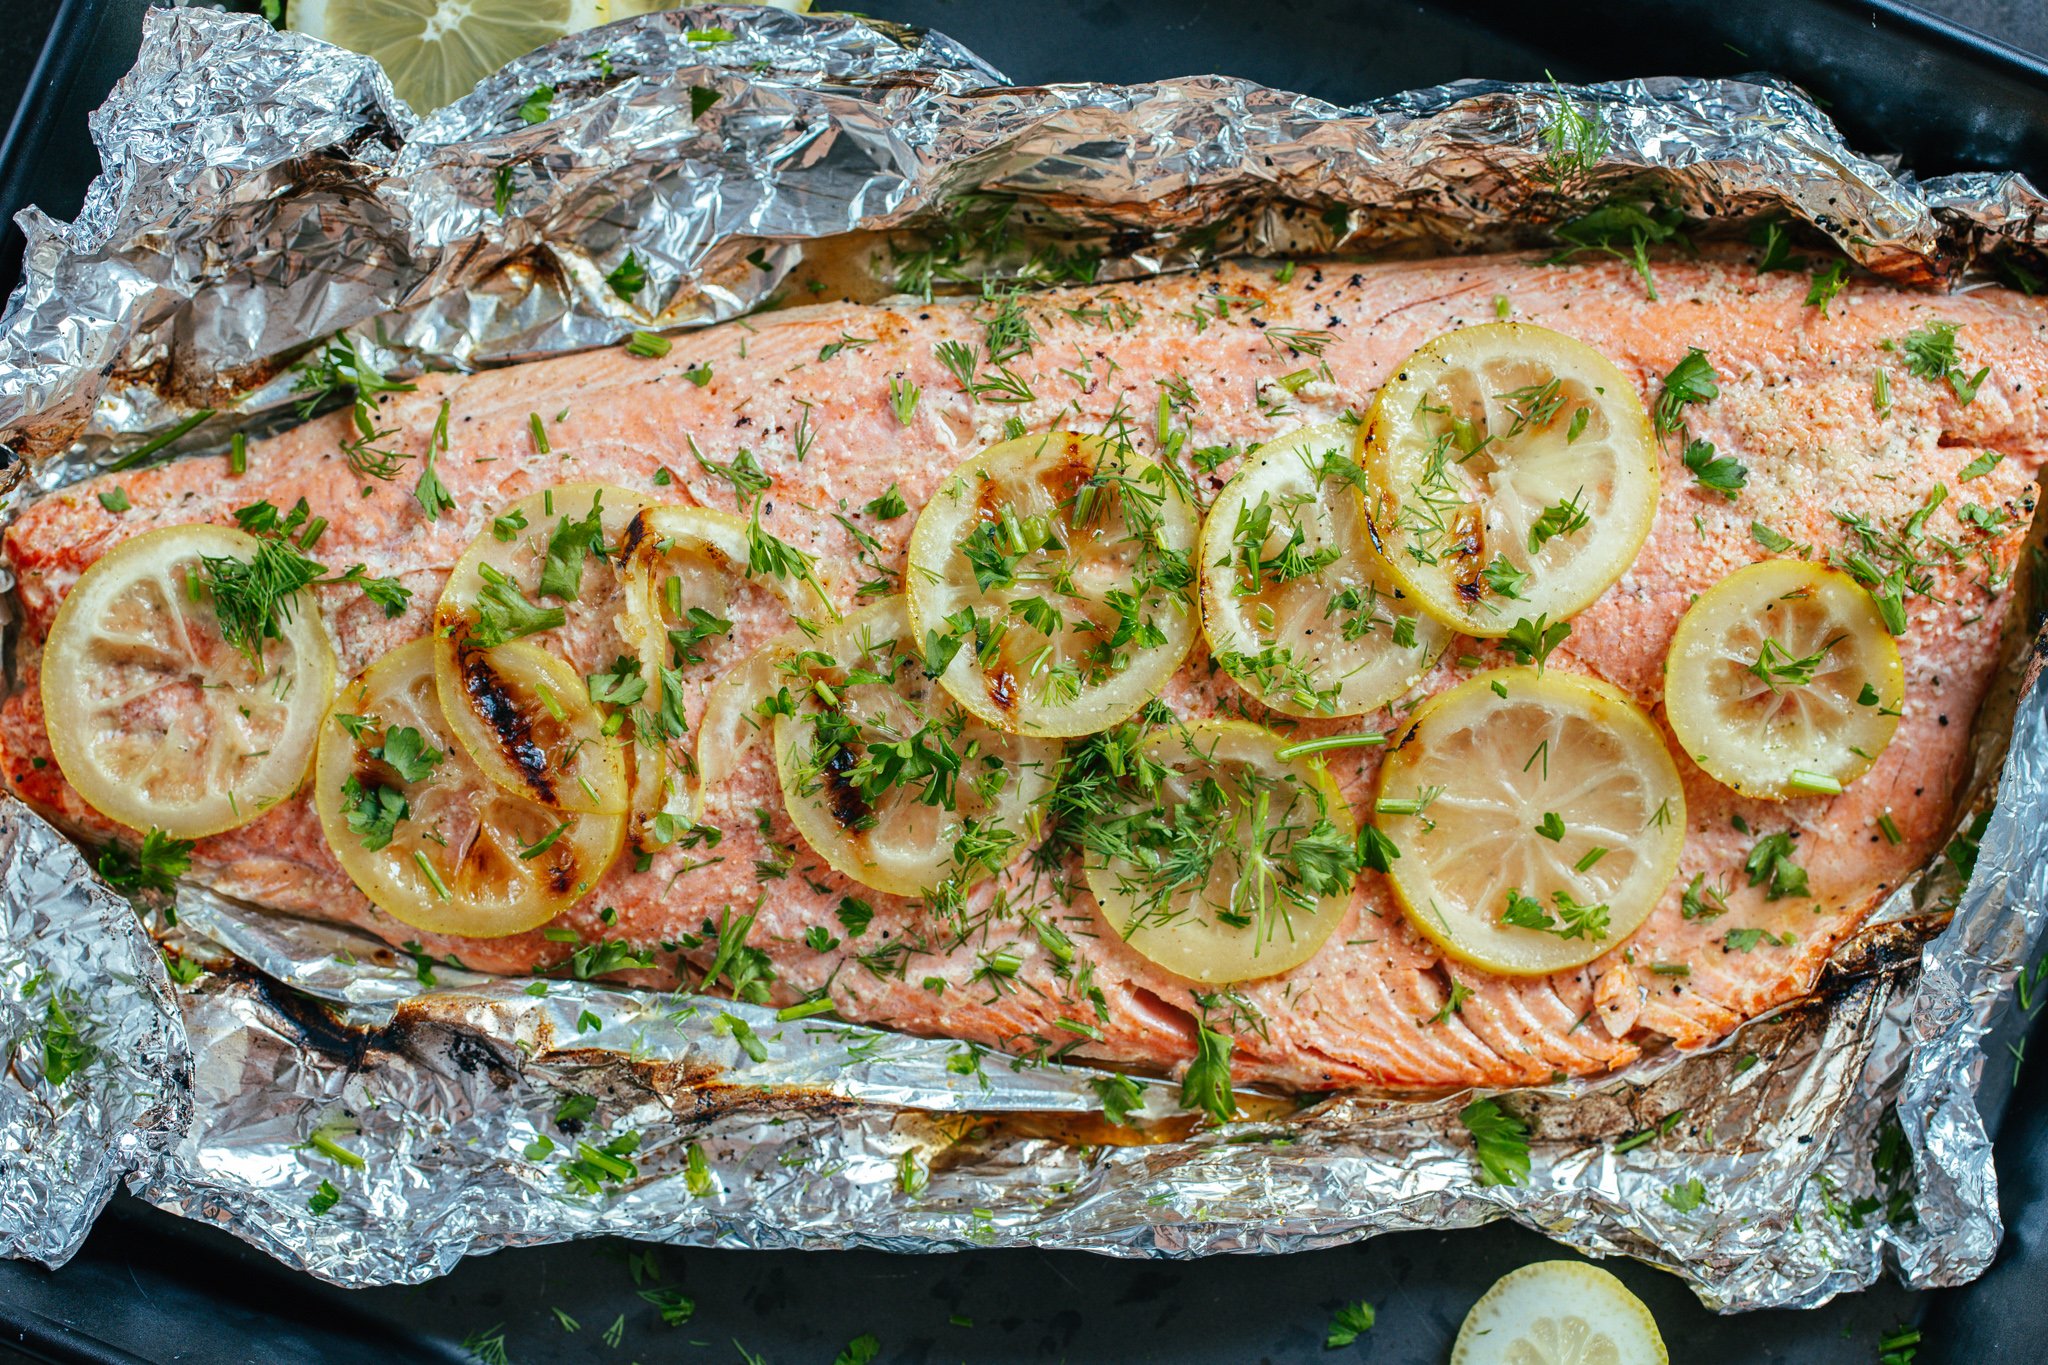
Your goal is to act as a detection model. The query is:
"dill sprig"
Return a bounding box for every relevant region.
[200,519,324,669]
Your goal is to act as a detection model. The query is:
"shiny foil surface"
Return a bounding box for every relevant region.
[0,4,2043,1312]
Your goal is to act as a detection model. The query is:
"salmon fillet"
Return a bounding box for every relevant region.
[6,251,2044,1091]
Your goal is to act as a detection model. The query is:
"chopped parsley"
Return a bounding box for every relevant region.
[1743,830,1810,900]
[605,251,648,303]
[1653,348,1717,436]
[1681,437,1746,497]
[1892,320,1988,405]
[1324,1300,1377,1348]
[1459,1096,1530,1186]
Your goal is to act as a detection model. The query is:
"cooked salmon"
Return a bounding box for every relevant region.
[6,251,2044,1091]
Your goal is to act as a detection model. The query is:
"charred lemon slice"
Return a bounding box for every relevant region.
[773,597,1059,900]
[1200,423,1449,716]
[435,636,628,815]
[42,524,335,839]
[616,504,812,835]
[1083,718,1356,984]
[906,431,1200,738]
[1452,1262,1667,1365]
[433,483,647,813]
[1664,559,1902,799]
[1375,668,1683,975]
[1360,323,1658,636]
[313,639,623,937]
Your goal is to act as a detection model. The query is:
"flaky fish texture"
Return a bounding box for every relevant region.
[7,252,2045,1090]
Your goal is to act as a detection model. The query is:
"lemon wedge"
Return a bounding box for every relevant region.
[288,0,686,112]
[1452,1262,1667,1365]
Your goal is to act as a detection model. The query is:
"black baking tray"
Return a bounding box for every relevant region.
[1,2,2045,1361]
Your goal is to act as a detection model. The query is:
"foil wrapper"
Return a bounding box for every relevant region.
[0,4,2043,1311]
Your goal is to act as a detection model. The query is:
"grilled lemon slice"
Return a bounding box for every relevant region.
[313,639,623,937]
[1360,323,1658,636]
[773,597,1059,900]
[1200,423,1449,716]
[615,504,811,833]
[1083,718,1356,984]
[42,524,335,839]
[1374,668,1683,975]
[906,431,1200,738]
[1664,559,1902,799]
[433,483,646,814]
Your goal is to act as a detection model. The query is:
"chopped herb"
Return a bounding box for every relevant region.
[1654,348,1717,435]
[606,251,648,303]
[470,563,565,645]
[97,827,193,897]
[97,486,131,513]
[1459,1096,1531,1187]
[413,405,456,521]
[1805,260,1849,315]
[1324,1300,1377,1348]
[1750,521,1794,554]
[1091,1074,1145,1127]
[625,330,671,359]
[888,376,920,425]
[1502,614,1571,672]
[307,1179,341,1216]
[1958,450,2003,481]
[1743,830,1810,900]
[864,483,909,520]
[1662,1177,1709,1212]
[1682,438,1747,497]
[1181,1021,1236,1124]
[518,86,555,125]
[1894,319,1988,405]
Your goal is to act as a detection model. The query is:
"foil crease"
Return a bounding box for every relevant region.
[2,4,2045,1312]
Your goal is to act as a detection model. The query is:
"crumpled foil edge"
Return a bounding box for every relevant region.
[0,5,2042,1312]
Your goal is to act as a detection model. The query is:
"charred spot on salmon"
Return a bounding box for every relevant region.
[821,742,873,832]
[457,641,555,803]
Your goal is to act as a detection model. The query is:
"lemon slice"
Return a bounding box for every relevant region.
[41,524,335,839]
[616,504,810,834]
[1664,559,1903,800]
[287,0,687,113]
[906,431,1200,738]
[1360,323,1658,636]
[1375,668,1683,975]
[1083,718,1356,984]
[773,597,1059,900]
[434,483,647,813]
[1452,1262,1667,1365]
[1200,423,1450,717]
[314,639,622,937]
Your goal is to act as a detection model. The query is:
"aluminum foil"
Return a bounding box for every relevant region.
[1,3,2044,1312]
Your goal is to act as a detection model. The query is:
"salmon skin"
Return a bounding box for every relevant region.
[5,251,2045,1092]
